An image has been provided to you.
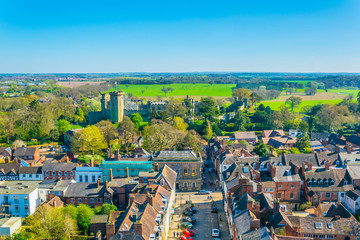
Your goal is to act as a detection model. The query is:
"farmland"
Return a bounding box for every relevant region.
[261,99,343,111]
[107,83,236,97]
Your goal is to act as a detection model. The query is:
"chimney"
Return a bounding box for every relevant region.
[271,166,276,178]
[235,171,239,177]
[114,149,120,160]
[4,157,9,164]
[66,156,69,163]
[147,194,154,206]
[257,183,262,194]
[107,144,112,158]
[134,222,143,237]
[97,178,100,188]
[129,195,135,204]
[126,167,129,178]
[325,160,331,170]
[154,163,159,171]
[250,218,261,230]
[110,169,113,181]
[90,157,94,167]
[106,180,109,189]
[273,201,280,215]
[294,166,299,174]
[106,222,115,240]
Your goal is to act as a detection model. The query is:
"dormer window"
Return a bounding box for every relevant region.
[331,180,334,185]
[285,170,291,176]
[318,179,323,185]
[335,160,340,166]
[278,163,282,166]
[343,180,348,186]
[307,179,311,186]
[260,163,264,168]
[324,180,329,186]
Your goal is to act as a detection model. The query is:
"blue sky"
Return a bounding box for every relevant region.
[0,0,359,73]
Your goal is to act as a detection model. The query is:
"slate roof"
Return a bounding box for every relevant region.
[13,147,37,156]
[310,132,330,142]
[0,163,20,175]
[339,153,360,163]
[19,166,42,174]
[273,166,301,182]
[346,190,360,201]
[305,168,353,192]
[284,153,319,167]
[326,203,353,218]
[42,163,77,172]
[240,227,272,240]
[153,150,200,160]
[155,165,177,190]
[233,193,255,214]
[64,182,113,197]
[233,210,256,235]
[0,181,41,194]
[298,216,360,236]
[347,134,360,147]
[315,152,340,165]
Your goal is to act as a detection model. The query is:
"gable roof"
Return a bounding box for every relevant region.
[240,227,272,240]
[42,163,77,172]
[19,166,42,174]
[305,168,353,192]
[273,166,301,182]
[346,190,360,201]
[64,182,113,197]
[262,130,285,138]
[155,165,177,190]
[13,147,37,156]
[284,153,319,167]
[234,131,257,140]
[233,210,256,235]
[0,163,21,176]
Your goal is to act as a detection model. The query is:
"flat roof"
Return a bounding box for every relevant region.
[0,181,41,195]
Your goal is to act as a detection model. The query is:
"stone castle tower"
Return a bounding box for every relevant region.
[100,91,125,123]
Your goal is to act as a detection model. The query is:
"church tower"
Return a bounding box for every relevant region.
[109,91,125,123]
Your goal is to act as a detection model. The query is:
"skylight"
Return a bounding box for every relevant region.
[315,222,322,229]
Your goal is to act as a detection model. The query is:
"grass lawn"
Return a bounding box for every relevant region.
[105,83,236,97]
[261,99,343,111]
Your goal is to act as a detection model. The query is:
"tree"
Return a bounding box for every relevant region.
[249,92,262,106]
[286,96,302,111]
[165,99,187,121]
[305,83,317,96]
[94,204,117,215]
[141,89,146,95]
[150,108,158,120]
[49,128,60,141]
[96,120,118,145]
[234,111,250,131]
[74,107,85,123]
[22,206,77,239]
[202,119,213,140]
[178,130,201,152]
[232,88,251,102]
[57,119,72,135]
[130,113,143,129]
[119,116,137,154]
[295,135,311,152]
[76,204,94,235]
[72,125,107,156]
[254,141,270,157]
[197,97,219,120]
[161,86,169,96]
[172,117,188,132]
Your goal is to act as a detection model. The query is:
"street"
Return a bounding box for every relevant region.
[168,163,231,240]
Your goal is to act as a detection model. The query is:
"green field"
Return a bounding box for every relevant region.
[262,99,343,111]
[106,83,236,97]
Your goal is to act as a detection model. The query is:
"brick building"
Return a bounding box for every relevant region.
[42,162,76,180]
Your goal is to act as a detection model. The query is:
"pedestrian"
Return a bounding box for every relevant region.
[173,231,175,237]
[177,232,179,237]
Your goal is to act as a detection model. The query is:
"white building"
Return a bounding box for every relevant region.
[76,166,103,183]
[0,217,22,236]
[19,167,43,181]
[0,181,41,218]
[344,190,360,214]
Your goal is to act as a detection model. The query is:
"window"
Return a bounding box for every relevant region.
[92,175,96,182]
[85,198,88,203]
[341,192,345,198]
[22,174,26,177]
[85,175,88,182]
[71,198,75,203]
[314,222,322,229]
[291,185,294,189]
[24,196,28,202]
[46,171,49,176]
[15,206,19,213]
[90,198,94,203]
[183,182,188,188]
[317,192,322,198]
[278,193,281,199]
[78,198,82,203]
[343,180,348,185]
[184,167,188,176]
[25,206,29,211]
[52,171,56,176]
[64,172,68,176]
[29,174,32,178]
[278,185,282,189]
[192,182,196,188]
[79,175,83,182]
[58,171,62,176]
[327,223,333,229]
[192,167,196,176]
[70,172,74,176]
[290,193,294,199]
[97,198,101,203]
[14,196,19,203]
[326,192,331,199]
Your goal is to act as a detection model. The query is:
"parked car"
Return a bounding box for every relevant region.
[186,207,197,213]
[211,206,218,213]
[212,229,220,237]
[204,162,210,167]
[181,222,193,229]
[208,168,214,173]
[183,229,195,236]
[180,235,193,240]
[183,211,193,216]
[198,190,211,195]
[181,217,196,223]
